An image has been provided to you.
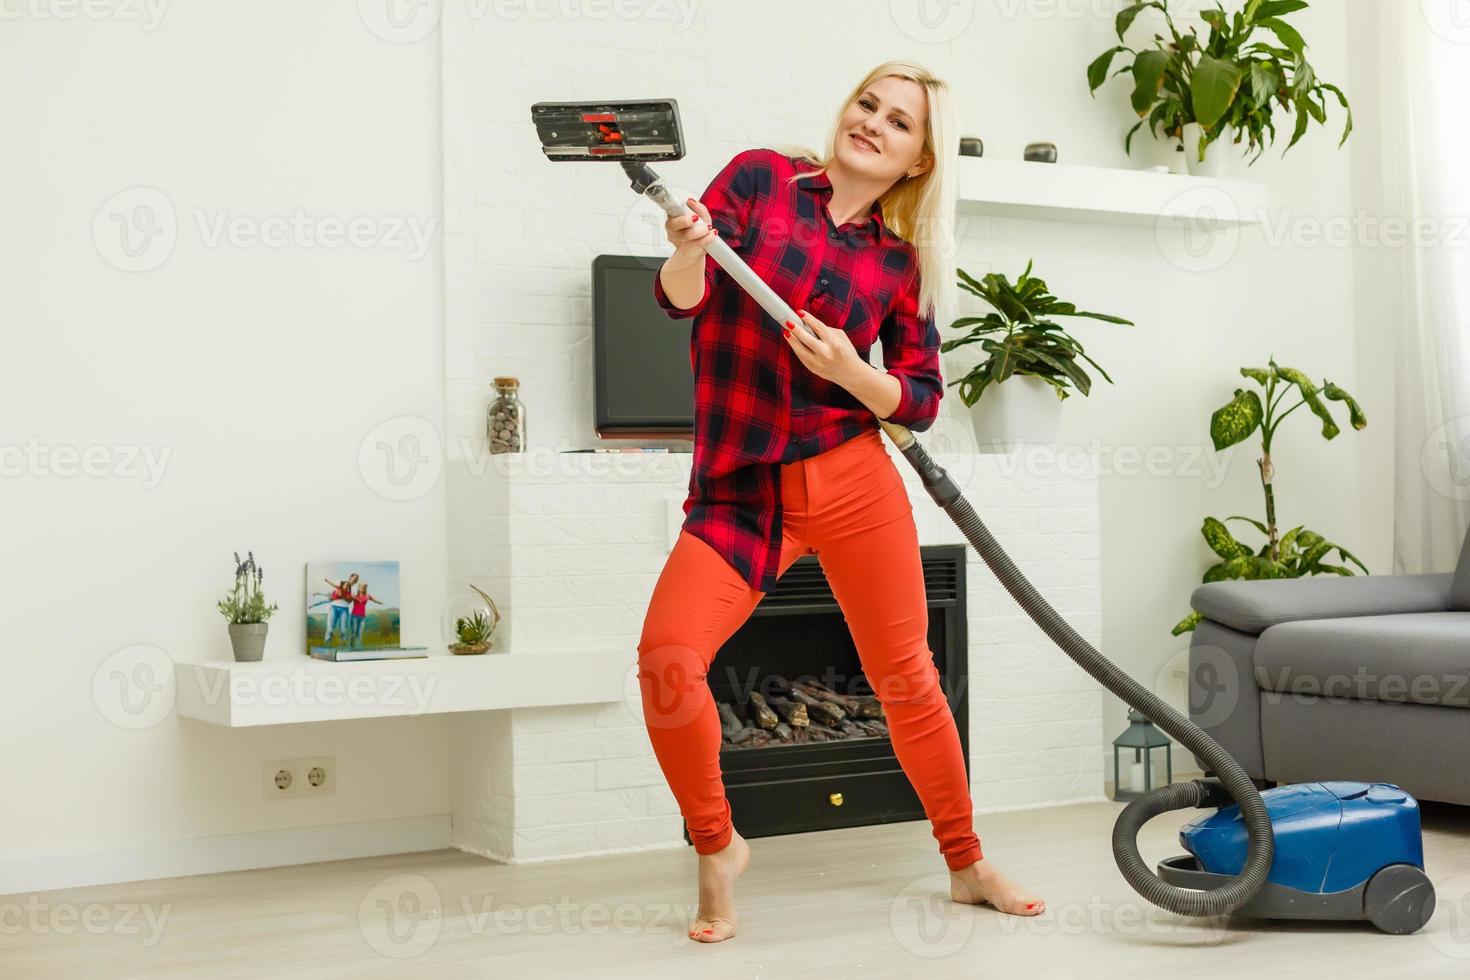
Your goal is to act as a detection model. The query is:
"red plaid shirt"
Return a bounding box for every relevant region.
[653,147,943,593]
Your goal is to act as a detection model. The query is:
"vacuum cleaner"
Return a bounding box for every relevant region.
[529,99,1436,936]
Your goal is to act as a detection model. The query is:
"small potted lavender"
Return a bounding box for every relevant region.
[218,551,280,662]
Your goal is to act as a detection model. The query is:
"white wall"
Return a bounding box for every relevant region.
[442,2,1386,778]
[2,0,1391,889]
[1,2,448,887]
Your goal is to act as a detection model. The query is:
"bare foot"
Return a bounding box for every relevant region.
[687,830,750,943]
[949,858,1046,916]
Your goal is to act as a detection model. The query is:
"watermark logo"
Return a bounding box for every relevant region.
[1155,185,1241,273]
[1427,871,1470,957]
[1259,665,1470,707]
[889,873,975,958]
[888,0,974,43]
[357,0,441,42]
[902,411,979,488]
[359,415,444,501]
[193,208,436,259]
[484,0,701,29]
[0,0,168,30]
[183,665,441,715]
[990,891,1230,943]
[1423,0,1470,45]
[359,0,699,41]
[989,437,1234,488]
[1154,641,1240,731]
[92,187,437,272]
[992,0,1210,19]
[0,439,172,488]
[1422,416,1470,501]
[93,187,177,273]
[1253,209,1470,251]
[450,435,688,481]
[358,873,442,958]
[633,643,709,731]
[0,896,171,945]
[93,644,175,730]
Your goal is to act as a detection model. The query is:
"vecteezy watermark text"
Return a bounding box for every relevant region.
[1,439,171,488]
[193,208,436,260]
[0,0,167,30]
[990,438,1235,487]
[0,896,171,945]
[356,0,701,43]
[93,187,437,272]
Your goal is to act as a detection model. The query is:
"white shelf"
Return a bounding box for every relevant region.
[174,649,633,727]
[955,157,1267,228]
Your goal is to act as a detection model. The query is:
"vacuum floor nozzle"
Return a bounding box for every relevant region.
[531,100,684,162]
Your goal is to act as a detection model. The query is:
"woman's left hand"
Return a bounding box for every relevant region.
[783,309,866,388]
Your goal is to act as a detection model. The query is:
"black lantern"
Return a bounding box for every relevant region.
[1112,708,1172,801]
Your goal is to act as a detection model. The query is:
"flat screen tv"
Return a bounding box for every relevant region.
[592,254,696,439]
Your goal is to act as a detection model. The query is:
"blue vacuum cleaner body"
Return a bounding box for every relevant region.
[1157,781,1435,933]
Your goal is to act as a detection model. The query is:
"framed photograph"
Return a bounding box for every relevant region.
[305,560,403,654]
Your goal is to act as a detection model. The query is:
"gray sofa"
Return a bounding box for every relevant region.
[1186,529,1470,804]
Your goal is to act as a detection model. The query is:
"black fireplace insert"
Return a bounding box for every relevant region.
[682,544,969,845]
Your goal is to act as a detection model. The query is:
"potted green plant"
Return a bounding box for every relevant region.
[218,551,280,662]
[943,261,1132,450]
[1172,358,1367,634]
[1088,0,1352,176]
[448,583,501,655]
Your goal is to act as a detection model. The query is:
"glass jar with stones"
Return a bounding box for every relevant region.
[486,376,525,454]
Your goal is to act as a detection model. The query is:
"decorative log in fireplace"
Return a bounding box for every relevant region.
[720,675,889,748]
[683,544,968,846]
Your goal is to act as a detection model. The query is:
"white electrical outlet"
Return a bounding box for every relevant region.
[262,756,337,800]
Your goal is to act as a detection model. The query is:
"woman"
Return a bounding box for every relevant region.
[322,573,358,644]
[639,62,1045,945]
[347,582,382,648]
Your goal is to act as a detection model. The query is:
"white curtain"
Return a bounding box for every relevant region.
[1382,3,1470,572]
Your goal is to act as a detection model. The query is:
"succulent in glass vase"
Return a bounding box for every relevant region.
[449,583,502,655]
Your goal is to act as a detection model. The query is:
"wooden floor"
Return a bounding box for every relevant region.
[6,796,1470,979]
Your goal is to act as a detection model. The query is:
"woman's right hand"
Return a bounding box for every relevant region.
[665,197,720,256]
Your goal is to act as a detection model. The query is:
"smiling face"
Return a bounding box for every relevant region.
[835,75,932,184]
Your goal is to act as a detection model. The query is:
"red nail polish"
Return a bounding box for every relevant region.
[785,321,795,331]
[703,929,713,934]
[798,309,808,317]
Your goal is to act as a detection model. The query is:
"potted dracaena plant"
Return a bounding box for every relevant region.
[943,261,1132,450]
[1088,0,1352,176]
[218,551,280,662]
[1172,359,1367,634]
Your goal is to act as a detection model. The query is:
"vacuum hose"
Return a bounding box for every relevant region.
[879,419,1275,917]
[624,162,1273,917]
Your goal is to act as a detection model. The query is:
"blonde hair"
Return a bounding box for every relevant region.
[770,60,958,326]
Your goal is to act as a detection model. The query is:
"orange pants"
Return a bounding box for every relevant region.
[636,427,983,872]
